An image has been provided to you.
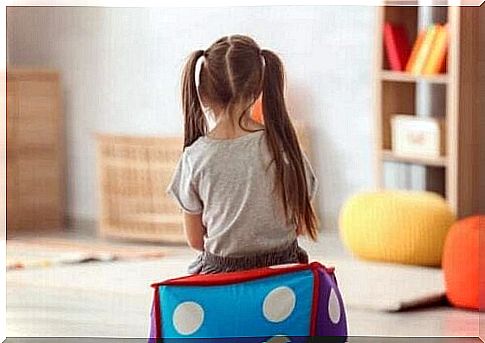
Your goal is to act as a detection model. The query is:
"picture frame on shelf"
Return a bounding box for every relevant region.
[391,114,445,159]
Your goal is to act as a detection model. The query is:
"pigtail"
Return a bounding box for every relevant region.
[261,49,318,241]
[181,50,206,149]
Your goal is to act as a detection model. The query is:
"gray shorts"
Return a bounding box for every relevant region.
[188,240,309,274]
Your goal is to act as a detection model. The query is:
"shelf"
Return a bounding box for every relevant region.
[375,6,484,217]
[381,71,449,84]
[381,150,448,167]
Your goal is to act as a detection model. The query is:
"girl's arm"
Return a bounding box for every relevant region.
[183,212,205,251]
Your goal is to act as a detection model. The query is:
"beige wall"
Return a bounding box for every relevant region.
[7,6,377,230]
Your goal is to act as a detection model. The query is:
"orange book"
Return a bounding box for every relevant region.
[423,24,448,74]
[409,25,439,74]
[405,29,426,73]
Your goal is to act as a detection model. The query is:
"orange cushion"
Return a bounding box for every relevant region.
[442,216,482,310]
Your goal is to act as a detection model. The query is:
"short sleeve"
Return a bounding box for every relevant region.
[166,153,203,214]
[302,152,318,201]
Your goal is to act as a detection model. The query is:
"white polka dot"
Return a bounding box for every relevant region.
[263,286,296,323]
[173,301,204,335]
[269,263,300,269]
[266,335,291,343]
[328,288,341,324]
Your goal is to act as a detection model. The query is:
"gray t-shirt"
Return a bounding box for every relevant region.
[167,130,317,257]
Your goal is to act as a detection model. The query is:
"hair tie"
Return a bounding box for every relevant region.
[195,52,204,88]
[260,50,266,68]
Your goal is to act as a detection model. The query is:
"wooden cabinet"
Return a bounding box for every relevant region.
[7,69,65,234]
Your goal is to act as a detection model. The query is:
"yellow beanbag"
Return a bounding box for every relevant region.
[339,191,455,267]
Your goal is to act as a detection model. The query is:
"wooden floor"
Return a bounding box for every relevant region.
[6,228,482,340]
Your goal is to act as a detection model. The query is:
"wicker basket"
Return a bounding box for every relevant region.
[96,123,311,243]
[96,134,185,243]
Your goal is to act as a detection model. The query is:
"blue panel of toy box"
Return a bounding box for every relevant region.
[159,270,314,340]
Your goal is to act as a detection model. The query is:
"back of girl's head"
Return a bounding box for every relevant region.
[181,34,318,241]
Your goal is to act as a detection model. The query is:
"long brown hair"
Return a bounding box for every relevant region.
[181,35,318,240]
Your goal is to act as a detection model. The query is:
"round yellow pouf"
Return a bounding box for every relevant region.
[339,191,455,267]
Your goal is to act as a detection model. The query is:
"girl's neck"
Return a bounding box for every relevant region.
[207,112,264,140]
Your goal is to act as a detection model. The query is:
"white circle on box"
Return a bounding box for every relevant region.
[328,288,341,324]
[263,286,296,323]
[173,301,204,335]
[266,335,291,343]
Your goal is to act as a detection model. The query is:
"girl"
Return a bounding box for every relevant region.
[168,35,318,274]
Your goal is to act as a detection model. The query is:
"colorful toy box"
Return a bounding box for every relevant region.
[149,262,347,342]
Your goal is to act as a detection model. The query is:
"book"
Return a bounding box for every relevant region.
[383,22,411,71]
[405,29,426,72]
[440,53,447,74]
[409,25,439,74]
[423,24,448,74]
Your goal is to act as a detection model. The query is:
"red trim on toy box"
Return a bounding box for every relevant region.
[310,266,320,335]
[151,262,333,288]
[153,286,162,339]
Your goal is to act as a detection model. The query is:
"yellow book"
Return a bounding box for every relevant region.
[423,24,448,74]
[405,30,426,73]
[410,25,439,75]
